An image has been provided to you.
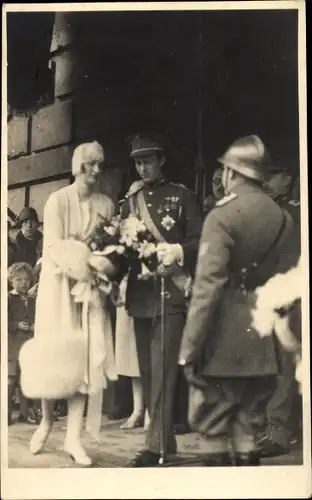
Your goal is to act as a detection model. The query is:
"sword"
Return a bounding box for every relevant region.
[158,275,166,465]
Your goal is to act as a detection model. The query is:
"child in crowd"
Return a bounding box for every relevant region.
[8,262,41,425]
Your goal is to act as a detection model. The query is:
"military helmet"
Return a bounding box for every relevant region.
[218,135,270,182]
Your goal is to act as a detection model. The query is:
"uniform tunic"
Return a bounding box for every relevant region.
[120,176,202,454]
[179,181,294,448]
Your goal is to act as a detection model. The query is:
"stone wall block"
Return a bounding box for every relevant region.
[8,146,72,186]
[8,116,29,158]
[31,100,72,152]
[52,49,77,97]
[50,12,73,53]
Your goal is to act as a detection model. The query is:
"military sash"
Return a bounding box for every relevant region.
[129,190,191,296]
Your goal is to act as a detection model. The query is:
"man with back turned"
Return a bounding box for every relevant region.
[179,135,294,466]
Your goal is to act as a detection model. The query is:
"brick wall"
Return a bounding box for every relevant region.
[7,12,126,223]
[7,14,74,222]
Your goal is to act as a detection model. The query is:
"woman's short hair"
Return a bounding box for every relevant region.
[72,141,105,176]
[8,262,34,284]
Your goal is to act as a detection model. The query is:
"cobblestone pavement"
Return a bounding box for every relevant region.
[7,415,303,468]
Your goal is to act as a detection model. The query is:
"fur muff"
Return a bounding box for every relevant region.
[51,239,92,282]
[19,335,87,400]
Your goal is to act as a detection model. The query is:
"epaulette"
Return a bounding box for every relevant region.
[288,199,300,207]
[169,181,188,190]
[125,180,145,199]
[215,192,238,207]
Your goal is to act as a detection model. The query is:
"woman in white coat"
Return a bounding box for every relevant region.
[26,142,117,466]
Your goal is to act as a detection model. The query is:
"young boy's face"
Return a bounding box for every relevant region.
[12,271,32,295]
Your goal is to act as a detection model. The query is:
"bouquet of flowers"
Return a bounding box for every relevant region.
[49,214,125,300]
[80,214,125,276]
[84,214,124,254]
[119,214,159,279]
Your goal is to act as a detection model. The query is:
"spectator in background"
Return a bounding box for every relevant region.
[8,262,41,425]
[15,207,43,267]
[257,169,301,458]
[8,221,17,267]
[203,167,224,216]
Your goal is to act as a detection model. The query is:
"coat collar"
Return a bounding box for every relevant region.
[126,175,167,198]
[10,289,29,300]
[16,229,42,245]
[144,175,166,189]
[231,180,264,197]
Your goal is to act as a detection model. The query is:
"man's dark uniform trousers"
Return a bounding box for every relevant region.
[120,176,202,457]
[179,180,294,463]
[258,186,301,454]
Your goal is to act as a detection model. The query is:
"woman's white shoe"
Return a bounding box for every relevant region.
[64,442,92,466]
[120,412,144,430]
[29,424,52,455]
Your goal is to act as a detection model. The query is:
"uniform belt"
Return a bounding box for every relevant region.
[228,271,263,294]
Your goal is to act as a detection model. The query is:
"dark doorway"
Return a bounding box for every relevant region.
[70,9,299,197]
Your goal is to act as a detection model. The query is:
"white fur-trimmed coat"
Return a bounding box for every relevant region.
[21,183,117,399]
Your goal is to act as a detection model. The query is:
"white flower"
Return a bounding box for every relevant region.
[119,215,147,248]
[116,245,125,255]
[138,241,157,259]
[105,225,117,236]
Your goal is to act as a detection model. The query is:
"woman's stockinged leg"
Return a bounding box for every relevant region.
[64,393,92,466]
[29,399,54,455]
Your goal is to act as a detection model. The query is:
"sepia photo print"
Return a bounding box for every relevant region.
[1,2,310,499]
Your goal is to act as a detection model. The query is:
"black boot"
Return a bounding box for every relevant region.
[128,450,161,467]
[202,453,233,467]
[234,451,261,466]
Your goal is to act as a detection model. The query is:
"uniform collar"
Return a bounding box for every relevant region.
[143,175,166,190]
[16,229,41,244]
[231,180,264,197]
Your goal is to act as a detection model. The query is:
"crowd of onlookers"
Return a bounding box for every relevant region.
[8,207,66,425]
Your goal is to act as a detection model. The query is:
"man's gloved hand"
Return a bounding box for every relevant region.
[179,358,208,389]
[156,243,184,267]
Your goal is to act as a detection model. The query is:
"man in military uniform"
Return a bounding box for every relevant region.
[179,135,294,466]
[256,170,301,457]
[120,133,202,467]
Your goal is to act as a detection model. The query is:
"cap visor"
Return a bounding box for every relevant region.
[130,147,163,158]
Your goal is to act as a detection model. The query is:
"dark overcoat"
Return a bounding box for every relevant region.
[179,181,294,377]
[8,293,35,377]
